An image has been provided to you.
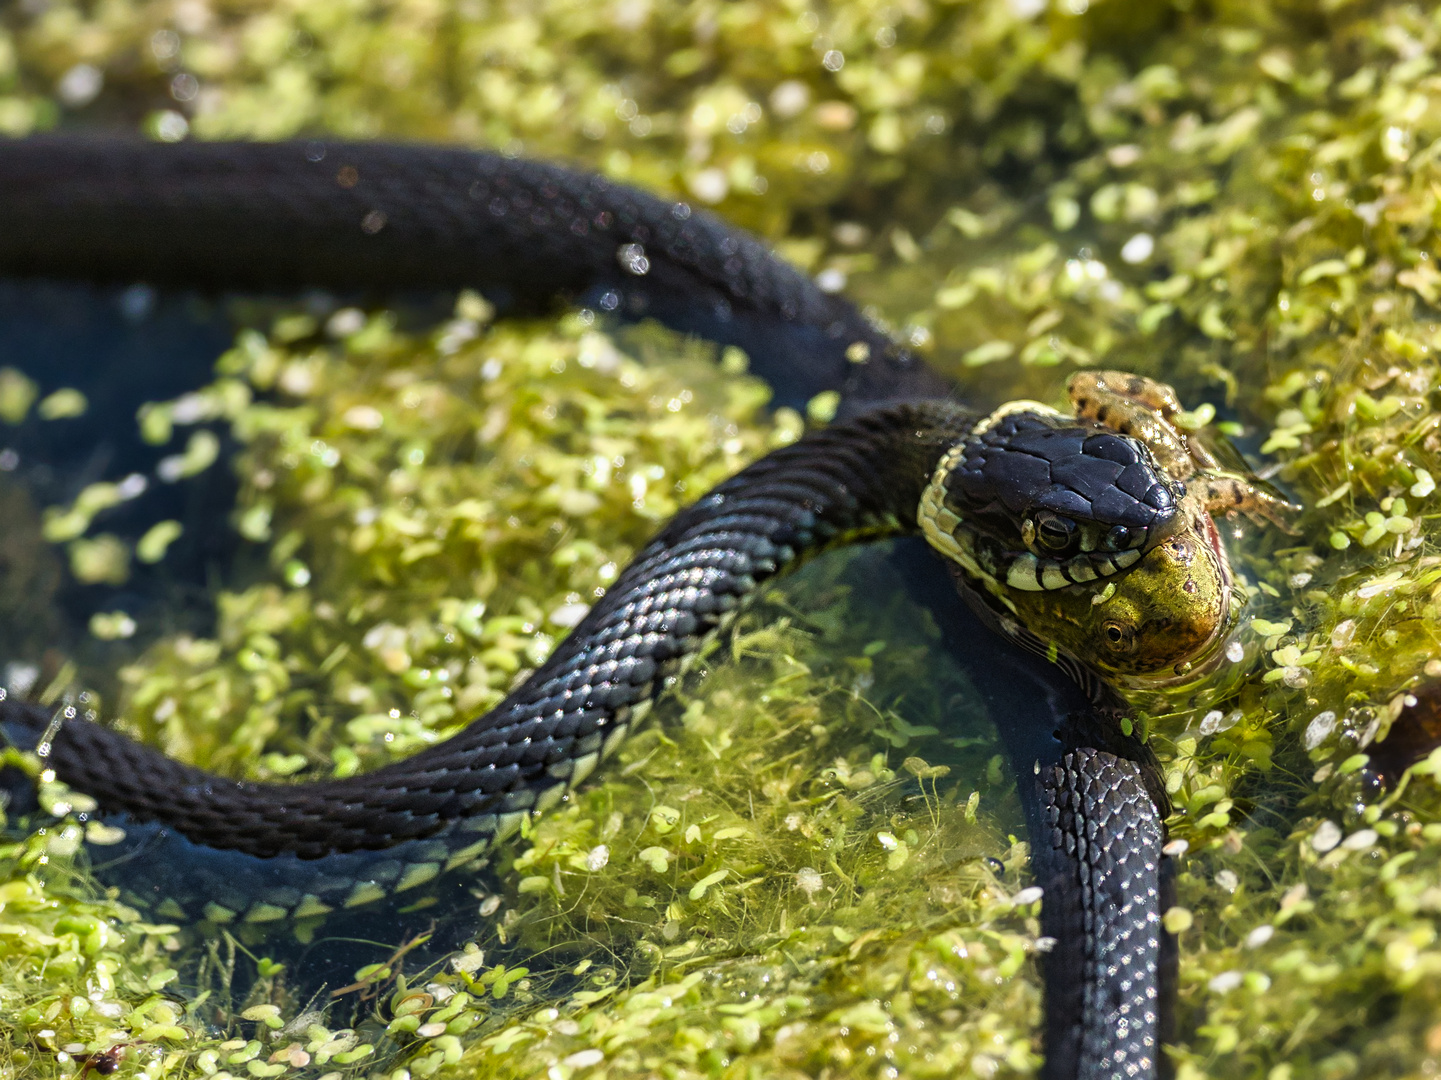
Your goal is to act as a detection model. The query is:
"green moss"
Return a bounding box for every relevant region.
[8,1,1441,1078]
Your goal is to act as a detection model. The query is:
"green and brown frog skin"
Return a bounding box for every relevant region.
[1009,483,1237,688]
[923,370,1294,693]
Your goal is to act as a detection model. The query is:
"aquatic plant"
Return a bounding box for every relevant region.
[5,1,1441,1078]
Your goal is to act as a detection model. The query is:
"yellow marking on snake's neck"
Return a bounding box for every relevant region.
[918,441,1019,616]
[970,399,1062,436]
[918,443,973,571]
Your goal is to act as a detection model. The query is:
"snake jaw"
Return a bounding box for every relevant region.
[918,404,1187,600]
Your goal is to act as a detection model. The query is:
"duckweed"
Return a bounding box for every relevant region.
[5,1,1441,1079]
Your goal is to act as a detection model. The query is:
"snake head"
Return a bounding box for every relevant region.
[920,404,1186,593]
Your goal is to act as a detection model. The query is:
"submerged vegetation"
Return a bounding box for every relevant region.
[3,0,1441,1077]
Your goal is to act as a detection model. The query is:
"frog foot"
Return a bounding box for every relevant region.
[1067,370,1217,480]
[1190,472,1301,534]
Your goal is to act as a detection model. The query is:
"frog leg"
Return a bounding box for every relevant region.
[1070,370,1184,420]
[1191,471,1300,533]
[1067,371,1219,478]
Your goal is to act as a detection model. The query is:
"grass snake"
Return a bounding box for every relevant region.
[0,138,1269,1080]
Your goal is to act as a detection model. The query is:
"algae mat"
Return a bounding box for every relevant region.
[2,2,1441,1078]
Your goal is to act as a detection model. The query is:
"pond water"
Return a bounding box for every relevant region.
[2,3,1441,1080]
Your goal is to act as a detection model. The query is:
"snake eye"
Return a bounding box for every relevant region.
[1105,524,1138,551]
[1032,512,1079,554]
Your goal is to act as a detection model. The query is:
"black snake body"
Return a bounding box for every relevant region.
[0,138,1173,1080]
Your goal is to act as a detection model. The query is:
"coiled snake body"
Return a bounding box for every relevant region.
[0,139,1265,1080]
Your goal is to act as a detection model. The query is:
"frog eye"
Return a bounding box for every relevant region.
[1102,619,1138,654]
[1033,511,1079,555]
[1105,524,1139,551]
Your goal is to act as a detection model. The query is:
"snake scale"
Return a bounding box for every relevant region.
[0,138,1178,1080]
